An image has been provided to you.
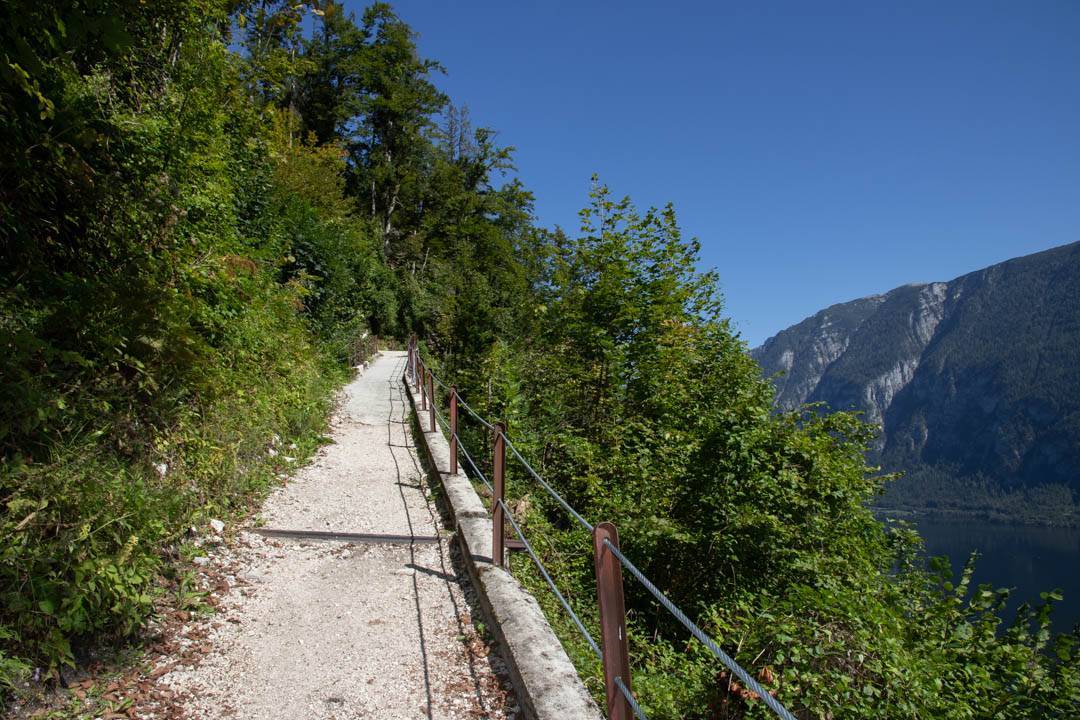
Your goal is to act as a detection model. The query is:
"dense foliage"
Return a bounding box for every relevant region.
[3,1,1078,717]
[440,188,1080,718]
[0,0,369,686]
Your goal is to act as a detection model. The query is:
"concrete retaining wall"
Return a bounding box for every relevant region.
[404,378,602,720]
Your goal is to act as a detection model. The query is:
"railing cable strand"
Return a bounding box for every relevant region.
[601,538,795,720]
[498,498,603,661]
[432,404,451,435]
[502,433,594,533]
[457,397,495,431]
[456,435,493,492]
[615,676,649,720]
[430,371,451,392]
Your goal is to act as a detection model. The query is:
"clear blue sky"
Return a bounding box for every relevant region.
[363,1,1080,346]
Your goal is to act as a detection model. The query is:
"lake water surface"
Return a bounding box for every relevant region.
[914,517,1080,634]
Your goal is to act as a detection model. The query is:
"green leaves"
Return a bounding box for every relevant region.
[434,181,1080,718]
[1041,589,1065,603]
[0,0,369,685]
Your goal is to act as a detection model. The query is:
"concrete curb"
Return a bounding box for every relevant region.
[403,377,603,720]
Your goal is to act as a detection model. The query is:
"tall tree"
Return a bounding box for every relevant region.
[296,1,367,145]
[349,2,446,247]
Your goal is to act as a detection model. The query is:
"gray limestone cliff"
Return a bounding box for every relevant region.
[752,241,1080,519]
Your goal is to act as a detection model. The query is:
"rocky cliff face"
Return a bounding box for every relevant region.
[752,241,1080,508]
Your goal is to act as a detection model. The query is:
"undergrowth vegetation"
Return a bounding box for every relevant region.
[0,0,386,687]
[3,1,1079,717]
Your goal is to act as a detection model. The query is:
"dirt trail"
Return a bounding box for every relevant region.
[163,351,515,719]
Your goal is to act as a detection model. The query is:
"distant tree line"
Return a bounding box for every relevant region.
[878,465,1080,527]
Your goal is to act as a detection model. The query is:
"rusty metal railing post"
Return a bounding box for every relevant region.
[410,335,417,386]
[449,386,458,474]
[492,422,506,567]
[407,338,414,384]
[594,522,633,720]
[427,369,436,433]
[420,358,427,411]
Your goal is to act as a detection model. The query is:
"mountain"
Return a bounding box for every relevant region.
[752,241,1080,524]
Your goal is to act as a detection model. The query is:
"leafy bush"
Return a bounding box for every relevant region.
[0,0,387,686]
[442,184,1080,718]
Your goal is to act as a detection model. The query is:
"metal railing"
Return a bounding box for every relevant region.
[406,336,796,720]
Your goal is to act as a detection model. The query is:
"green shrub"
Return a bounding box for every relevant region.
[0,0,386,686]
[442,184,1080,718]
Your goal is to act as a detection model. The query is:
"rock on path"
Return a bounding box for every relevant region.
[163,351,516,719]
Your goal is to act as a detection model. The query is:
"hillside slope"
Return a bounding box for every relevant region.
[753,241,1080,523]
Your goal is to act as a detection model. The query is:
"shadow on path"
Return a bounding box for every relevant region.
[384,354,434,719]
[393,365,515,718]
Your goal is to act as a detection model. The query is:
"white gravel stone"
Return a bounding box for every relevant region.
[163,351,514,719]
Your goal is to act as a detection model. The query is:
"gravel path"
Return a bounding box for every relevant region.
[163,351,516,719]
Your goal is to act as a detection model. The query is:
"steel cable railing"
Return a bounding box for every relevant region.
[458,396,495,431]
[615,676,648,720]
[498,497,603,661]
[457,434,492,492]
[407,340,795,720]
[501,432,594,533]
[430,370,451,392]
[415,356,493,430]
[425,376,493,492]
[601,538,796,720]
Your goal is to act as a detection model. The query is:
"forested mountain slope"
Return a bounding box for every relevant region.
[753,241,1080,523]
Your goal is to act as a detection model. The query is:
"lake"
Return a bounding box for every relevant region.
[914,516,1080,634]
